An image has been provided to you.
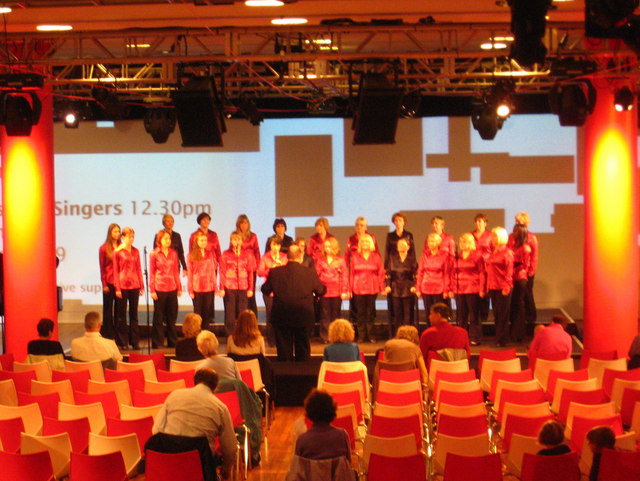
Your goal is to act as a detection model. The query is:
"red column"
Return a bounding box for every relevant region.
[583,80,639,356]
[1,86,57,361]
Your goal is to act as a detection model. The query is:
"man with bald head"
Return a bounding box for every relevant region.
[262,245,326,361]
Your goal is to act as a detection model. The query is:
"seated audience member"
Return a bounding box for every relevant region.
[382,325,428,384]
[70,311,123,368]
[196,330,241,380]
[419,303,470,364]
[295,389,350,460]
[175,313,205,362]
[227,310,266,356]
[628,334,640,370]
[27,318,65,370]
[537,420,571,455]
[586,426,616,481]
[151,368,237,481]
[323,319,360,362]
[527,314,572,362]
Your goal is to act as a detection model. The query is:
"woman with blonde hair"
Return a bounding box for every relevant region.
[316,237,349,343]
[196,330,240,380]
[228,310,266,356]
[220,232,256,335]
[486,227,514,347]
[175,313,205,361]
[236,214,261,315]
[99,223,121,340]
[323,319,360,362]
[416,233,450,327]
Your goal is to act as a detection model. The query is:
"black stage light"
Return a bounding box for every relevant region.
[63,112,79,129]
[144,108,177,143]
[548,81,596,126]
[471,102,504,140]
[0,91,42,137]
[508,0,552,68]
[614,86,635,111]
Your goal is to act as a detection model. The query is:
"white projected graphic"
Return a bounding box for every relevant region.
[49,115,586,307]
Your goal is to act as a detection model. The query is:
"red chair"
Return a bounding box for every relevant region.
[369,414,423,448]
[433,370,476,396]
[529,351,570,376]
[0,369,36,393]
[438,389,484,407]
[52,369,90,393]
[331,413,356,449]
[0,416,25,453]
[323,369,369,401]
[379,368,422,384]
[546,368,589,402]
[442,452,502,481]
[597,447,640,481]
[0,353,15,371]
[602,368,640,399]
[579,349,617,370]
[157,369,195,388]
[557,388,608,423]
[620,387,640,425]
[478,348,517,373]
[69,451,127,481]
[376,389,422,408]
[17,391,60,419]
[43,416,91,454]
[214,390,250,478]
[106,416,154,454]
[570,414,623,454]
[132,389,171,407]
[145,450,205,481]
[437,414,488,437]
[489,369,533,402]
[74,390,120,420]
[501,414,553,452]
[0,449,55,481]
[497,388,546,422]
[520,452,580,481]
[332,390,365,423]
[127,352,166,373]
[367,453,426,481]
[104,368,145,399]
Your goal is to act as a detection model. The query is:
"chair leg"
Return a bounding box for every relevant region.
[243,426,250,479]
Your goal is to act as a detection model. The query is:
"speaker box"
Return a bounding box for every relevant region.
[171,78,226,147]
[352,75,403,145]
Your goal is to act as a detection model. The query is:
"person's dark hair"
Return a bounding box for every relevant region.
[512,223,529,248]
[430,302,451,320]
[194,368,219,391]
[269,237,282,248]
[551,314,568,326]
[538,420,565,446]
[304,389,337,424]
[37,318,55,337]
[474,213,488,223]
[273,218,287,231]
[391,212,407,224]
[196,212,211,225]
[586,426,616,450]
[84,311,101,330]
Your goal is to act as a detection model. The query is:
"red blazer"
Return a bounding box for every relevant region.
[220,249,256,291]
[451,251,486,294]
[150,248,181,294]
[424,232,456,257]
[416,251,450,295]
[511,244,532,282]
[188,229,222,265]
[240,232,261,265]
[308,233,336,262]
[472,230,492,259]
[187,250,218,294]
[486,247,514,291]
[113,246,143,291]
[316,255,349,298]
[345,233,379,264]
[99,243,115,287]
[257,252,288,278]
[508,231,538,276]
[349,251,385,295]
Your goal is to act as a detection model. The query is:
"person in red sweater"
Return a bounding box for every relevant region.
[99,223,121,341]
[257,236,288,345]
[486,227,514,347]
[427,216,456,257]
[419,303,470,366]
[509,223,532,342]
[416,233,451,326]
[315,237,349,343]
[307,217,336,264]
[236,214,260,316]
[150,230,182,348]
[187,231,218,331]
[189,212,222,321]
[508,211,539,324]
[471,213,492,324]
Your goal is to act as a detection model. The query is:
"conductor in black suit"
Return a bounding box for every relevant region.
[261,245,326,361]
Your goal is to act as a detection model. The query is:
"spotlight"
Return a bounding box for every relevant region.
[548,81,596,126]
[586,0,639,38]
[0,91,42,137]
[489,79,515,119]
[144,108,176,143]
[496,103,511,118]
[400,90,422,118]
[614,86,635,111]
[64,112,79,129]
[471,102,505,140]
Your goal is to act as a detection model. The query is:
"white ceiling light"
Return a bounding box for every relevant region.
[245,0,284,6]
[0,7,12,14]
[37,25,73,32]
[271,17,308,25]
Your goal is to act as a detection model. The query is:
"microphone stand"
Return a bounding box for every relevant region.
[143,246,151,354]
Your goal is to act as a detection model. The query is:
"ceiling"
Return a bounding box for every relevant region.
[0,0,636,118]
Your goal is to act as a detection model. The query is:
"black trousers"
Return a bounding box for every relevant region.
[101,283,118,340]
[319,297,342,341]
[510,279,528,341]
[456,293,482,343]
[116,288,140,348]
[223,290,248,335]
[490,289,512,345]
[274,323,311,361]
[152,290,178,347]
[422,294,444,328]
[391,296,415,334]
[353,294,376,342]
[262,293,275,345]
[192,291,215,330]
[525,275,537,323]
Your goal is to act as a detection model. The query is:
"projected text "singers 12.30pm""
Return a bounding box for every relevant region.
[55,200,211,219]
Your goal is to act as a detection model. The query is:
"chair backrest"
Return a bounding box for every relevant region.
[104,368,146,399]
[601,367,640,398]
[0,353,15,371]
[0,378,18,406]
[578,431,637,475]
[546,368,589,402]
[433,370,476,397]
[117,360,158,382]
[504,434,542,478]
[106,415,154,454]
[442,452,502,481]
[145,449,205,481]
[0,416,25,452]
[362,432,418,470]
[499,402,551,438]
[119,403,163,422]
[620,386,640,425]
[437,388,484,408]
[213,390,244,427]
[494,379,541,414]
[144,379,186,394]
[369,414,423,448]
[69,451,128,481]
[88,379,132,406]
[0,402,43,434]
[65,359,105,382]
[319,362,369,402]
[569,413,622,454]
[502,413,554,452]
[433,433,491,474]
[17,391,60,419]
[434,379,480,405]
[169,359,202,373]
[157,369,195,387]
[375,388,422,408]
[127,352,166,373]
[579,349,618,370]
[0,449,55,481]
[52,369,91,393]
[565,401,617,434]
[58,401,106,435]
[322,381,366,419]
[286,454,355,481]
[520,452,580,481]
[587,358,627,388]
[373,402,423,422]
[21,431,72,480]
[533,358,574,392]
[497,388,546,423]
[596,447,640,481]
[557,388,608,424]
[75,390,120,420]
[331,413,356,449]
[610,378,640,410]
[436,402,486,423]
[31,378,74,404]
[488,369,533,402]
[550,377,598,413]
[43,416,91,454]
[367,453,427,481]
[477,348,517,374]
[88,432,142,477]
[132,389,170,407]
[480,357,521,392]
[437,414,488,437]
[14,361,52,382]
[0,368,36,393]
[378,378,423,396]
[379,367,421,384]
[235,358,265,391]
[429,359,470,390]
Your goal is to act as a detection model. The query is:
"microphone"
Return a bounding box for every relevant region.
[143,246,147,256]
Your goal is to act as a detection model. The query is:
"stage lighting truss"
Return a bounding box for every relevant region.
[614,85,635,111]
